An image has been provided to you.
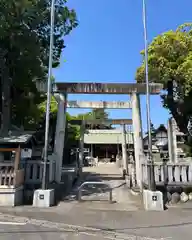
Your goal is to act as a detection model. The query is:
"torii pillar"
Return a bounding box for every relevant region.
[79,120,85,176]
[54,93,67,183]
[121,124,128,176]
[131,92,144,189]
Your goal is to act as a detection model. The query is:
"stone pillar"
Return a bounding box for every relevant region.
[54,93,67,183]
[121,124,128,175]
[79,120,85,174]
[131,92,144,188]
[0,153,4,162]
[167,118,177,163]
[48,154,54,182]
[91,144,94,158]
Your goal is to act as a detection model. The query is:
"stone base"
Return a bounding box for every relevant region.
[143,189,164,211]
[116,159,122,168]
[33,189,55,207]
[125,175,131,188]
[0,186,23,206]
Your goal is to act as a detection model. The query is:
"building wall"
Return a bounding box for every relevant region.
[84,130,133,144]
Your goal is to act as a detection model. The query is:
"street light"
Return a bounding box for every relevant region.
[42,0,55,190]
[142,0,156,191]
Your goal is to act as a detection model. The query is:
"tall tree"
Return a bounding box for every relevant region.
[136,23,192,135]
[0,0,78,134]
[90,108,111,129]
[92,108,108,120]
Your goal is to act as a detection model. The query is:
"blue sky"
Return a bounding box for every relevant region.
[53,0,192,131]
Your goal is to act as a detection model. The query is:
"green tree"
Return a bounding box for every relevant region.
[36,99,112,157]
[0,0,78,134]
[136,23,192,135]
[92,108,108,120]
[90,108,111,129]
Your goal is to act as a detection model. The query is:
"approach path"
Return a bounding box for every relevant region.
[62,162,142,211]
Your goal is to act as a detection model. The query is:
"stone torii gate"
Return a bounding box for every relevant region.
[69,118,132,175]
[53,82,162,188]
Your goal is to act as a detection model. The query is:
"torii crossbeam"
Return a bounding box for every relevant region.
[69,119,132,125]
[54,82,162,95]
[66,100,132,109]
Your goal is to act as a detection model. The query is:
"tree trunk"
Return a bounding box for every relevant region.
[0,73,2,128]
[1,70,11,136]
[0,51,11,136]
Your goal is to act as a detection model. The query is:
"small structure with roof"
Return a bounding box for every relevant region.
[0,131,34,206]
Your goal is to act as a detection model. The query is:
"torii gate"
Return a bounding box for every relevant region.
[69,118,132,175]
[53,82,162,188]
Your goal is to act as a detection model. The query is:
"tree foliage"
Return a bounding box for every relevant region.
[69,108,111,141]
[136,23,192,135]
[83,109,112,129]
[0,0,78,133]
[37,96,111,147]
[37,98,112,162]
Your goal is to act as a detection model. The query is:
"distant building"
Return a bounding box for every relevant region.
[143,120,187,162]
[143,124,168,161]
[83,119,188,162]
[84,129,134,158]
[143,124,168,150]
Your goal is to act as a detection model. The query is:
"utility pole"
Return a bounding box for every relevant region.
[142,0,156,191]
[42,0,55,190]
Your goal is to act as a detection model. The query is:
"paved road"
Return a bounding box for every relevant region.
[0,223,113,240]
[0,223,60,240]
[0,218,162,240]
[0,221,117,240]
[1,206,192,239]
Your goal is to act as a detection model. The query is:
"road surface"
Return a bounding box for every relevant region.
[0,218,163,240]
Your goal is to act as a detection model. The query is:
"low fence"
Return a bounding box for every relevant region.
[0,160,52,188]
[0,163,24,187]
[142,163,192,186]
[0,165,14,186]
[0,156,78,189]
[24,159,56,184]
[24,159,78,185]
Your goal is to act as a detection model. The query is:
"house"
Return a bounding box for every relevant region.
[144,119,188,162]
[143,124,168,161]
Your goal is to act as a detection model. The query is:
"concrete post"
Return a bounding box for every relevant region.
[48,154,54,182]
[54,93,67,183]
[121,124,128,175]
[167,118,174,163]
[167,118,177,163]
[131,92,144,189]
[0,153,4,162]
[79,120,85,175]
